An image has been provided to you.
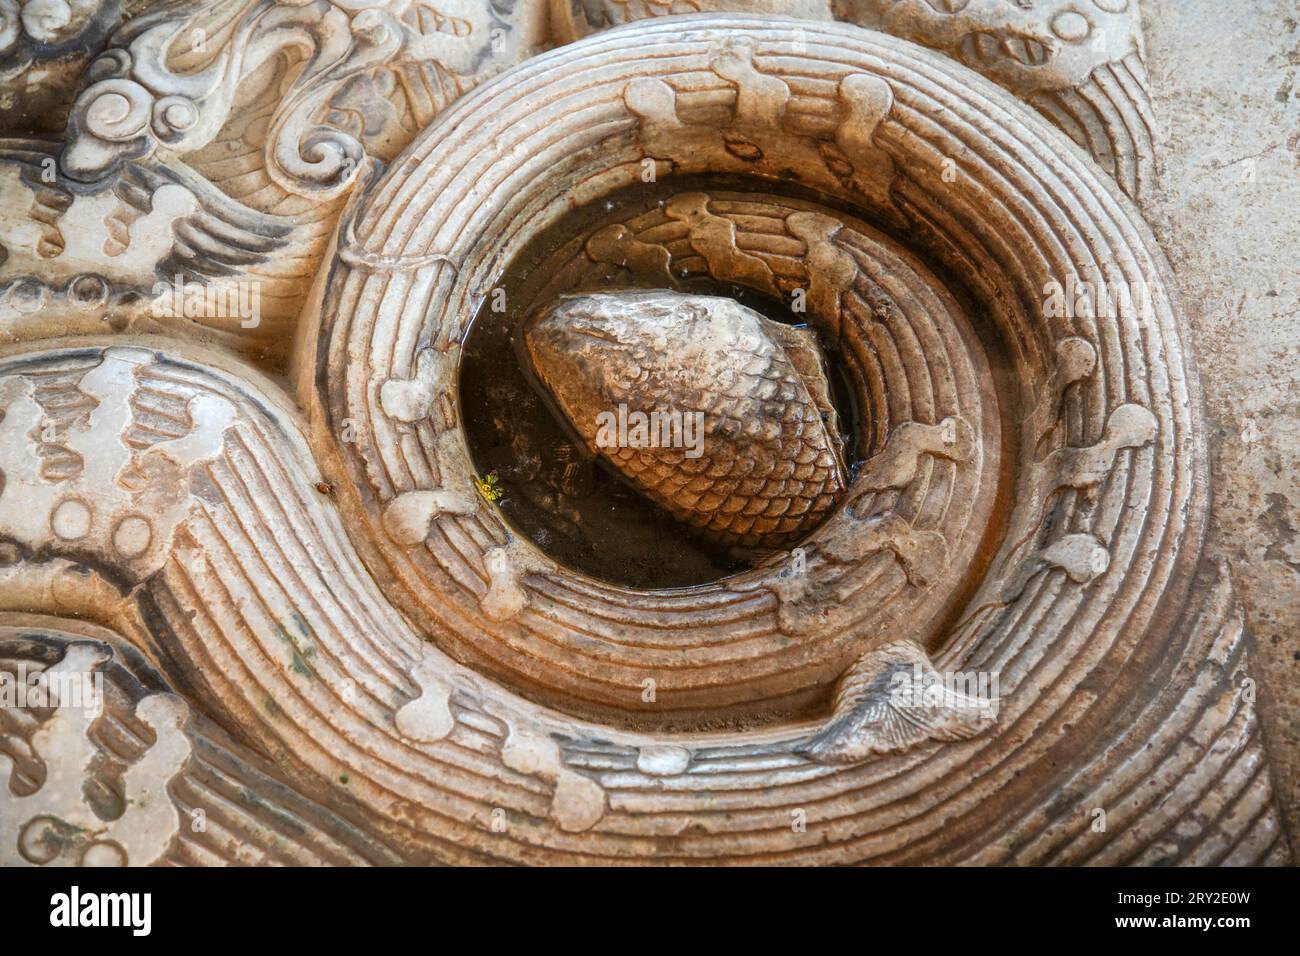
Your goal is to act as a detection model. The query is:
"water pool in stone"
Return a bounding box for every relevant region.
[458,180,865,589]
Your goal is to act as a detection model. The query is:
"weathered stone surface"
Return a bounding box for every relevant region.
[1141,0,1300,854]
[0,0,1291,866]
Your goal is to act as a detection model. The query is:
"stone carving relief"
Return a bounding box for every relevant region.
[0,0,1290,866]
[0,0,548,363]
[1,619,402,864]
[837,0,1155,199]
[562,0,1155,200]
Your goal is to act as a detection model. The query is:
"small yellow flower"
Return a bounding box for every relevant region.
[475,470,504,502]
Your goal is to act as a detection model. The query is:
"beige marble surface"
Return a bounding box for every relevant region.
[1143,0,1300,856]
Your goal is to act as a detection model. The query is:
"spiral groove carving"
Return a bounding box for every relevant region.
[0,11,1286,866]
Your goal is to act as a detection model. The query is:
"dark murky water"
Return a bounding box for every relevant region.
[458,180,863,589]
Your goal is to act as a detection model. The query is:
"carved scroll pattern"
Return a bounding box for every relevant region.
[0,12,1287,865]
[0,0,544,364]
[0,618,402,865]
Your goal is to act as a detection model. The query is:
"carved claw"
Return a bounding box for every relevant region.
[798,640,997,764]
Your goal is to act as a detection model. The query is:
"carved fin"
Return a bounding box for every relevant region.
[763,317,847,482]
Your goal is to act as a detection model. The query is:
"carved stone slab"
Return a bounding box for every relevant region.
[0,1,1290,866]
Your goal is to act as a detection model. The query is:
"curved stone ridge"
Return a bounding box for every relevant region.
[0,8,1287,866]
[0,617,400,866]
[252,14,1278,860]
[419,188,996,721]
[0,337,1281,863]
[319,14,1179,734]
